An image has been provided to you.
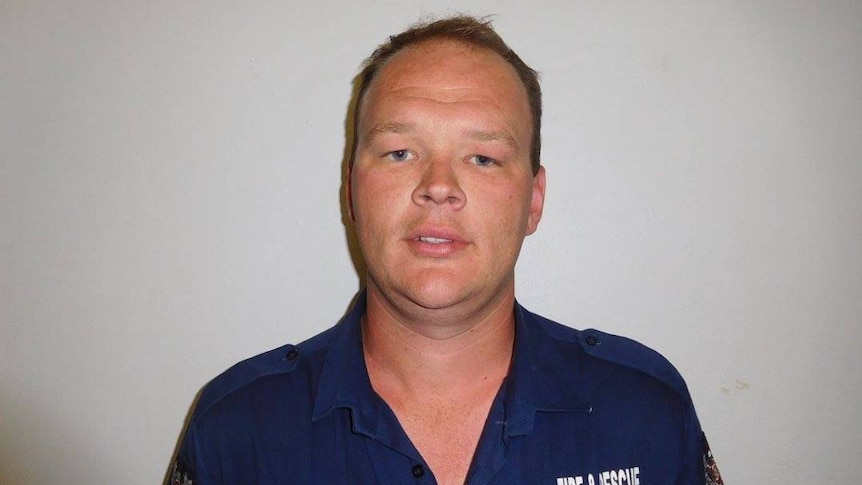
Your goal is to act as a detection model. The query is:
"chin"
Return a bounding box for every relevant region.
[403,285,467,310]
[392,273,477,311]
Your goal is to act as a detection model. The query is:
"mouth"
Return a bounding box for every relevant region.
[417,236,453,244]
[407,228,466,257]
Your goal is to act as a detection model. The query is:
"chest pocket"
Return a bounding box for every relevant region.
[499,410,598,483]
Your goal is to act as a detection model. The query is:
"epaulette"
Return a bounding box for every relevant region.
[523,308,694,402]
[193,343,302,419]
[192,310,354,420]
[192,317,348,420]
[575,327,692,401]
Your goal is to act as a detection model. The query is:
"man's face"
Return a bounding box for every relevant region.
[350,40,545,317]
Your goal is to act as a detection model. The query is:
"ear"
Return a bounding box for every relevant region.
[346,165,356,221]
[525,165,545,235]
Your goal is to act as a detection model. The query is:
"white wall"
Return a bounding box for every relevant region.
[2,1,860,483]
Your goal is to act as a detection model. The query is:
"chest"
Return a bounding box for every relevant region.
[391,398,496,485]
[221,407,685,485]
[197,373,694,485]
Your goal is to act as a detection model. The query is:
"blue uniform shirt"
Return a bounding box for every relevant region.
[172,295,716,484]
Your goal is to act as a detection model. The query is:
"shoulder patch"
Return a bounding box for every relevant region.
[703,433,724,485]
[169,453,194,485]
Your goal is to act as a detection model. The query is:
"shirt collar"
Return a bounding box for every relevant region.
[311,292,591,440]
[311,292,383,436]
[505,303,592,437]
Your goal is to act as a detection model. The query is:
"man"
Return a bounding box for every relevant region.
[171,16,722,485]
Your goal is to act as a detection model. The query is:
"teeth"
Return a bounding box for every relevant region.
[419,236,452,244]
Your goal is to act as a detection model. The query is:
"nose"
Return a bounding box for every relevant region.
[411,159,466,210]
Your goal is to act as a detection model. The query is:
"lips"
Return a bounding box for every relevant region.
[407,226,467,256]
[408,225,463,242]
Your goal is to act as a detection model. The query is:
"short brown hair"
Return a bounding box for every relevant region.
[350,15,542,175]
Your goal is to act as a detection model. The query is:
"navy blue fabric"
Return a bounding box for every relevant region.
[175,295,706,484]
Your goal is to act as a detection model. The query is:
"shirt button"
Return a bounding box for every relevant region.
[285,349,299,361]
[585,335,600,346]
[411,464,425,478]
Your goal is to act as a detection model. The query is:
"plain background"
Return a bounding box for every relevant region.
[2,1,860,483]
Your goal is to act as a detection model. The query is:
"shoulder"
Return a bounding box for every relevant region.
[192,324,340,421]
[522,308,712,483]
[523,307,693,402]
[175,321,352,482]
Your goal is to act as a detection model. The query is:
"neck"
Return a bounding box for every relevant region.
[361,284,516,395]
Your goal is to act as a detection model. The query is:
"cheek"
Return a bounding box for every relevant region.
[469,179,533,219]
[352,172,407,226]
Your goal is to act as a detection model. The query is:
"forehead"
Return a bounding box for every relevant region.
[358,39,531,128]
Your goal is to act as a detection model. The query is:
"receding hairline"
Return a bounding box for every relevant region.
[355,38,532,144]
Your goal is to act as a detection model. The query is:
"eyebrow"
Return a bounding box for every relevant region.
[364,121,417,141]
[464,129,519,150]
[363,122,519,150]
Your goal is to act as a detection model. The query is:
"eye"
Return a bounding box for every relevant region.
[470,155,496,167]
[386,150,415,162]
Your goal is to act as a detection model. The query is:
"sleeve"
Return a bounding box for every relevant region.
[675,401,725,484]
[168,422,211,485]
[674,429,725,485]
[702,433,725,485]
